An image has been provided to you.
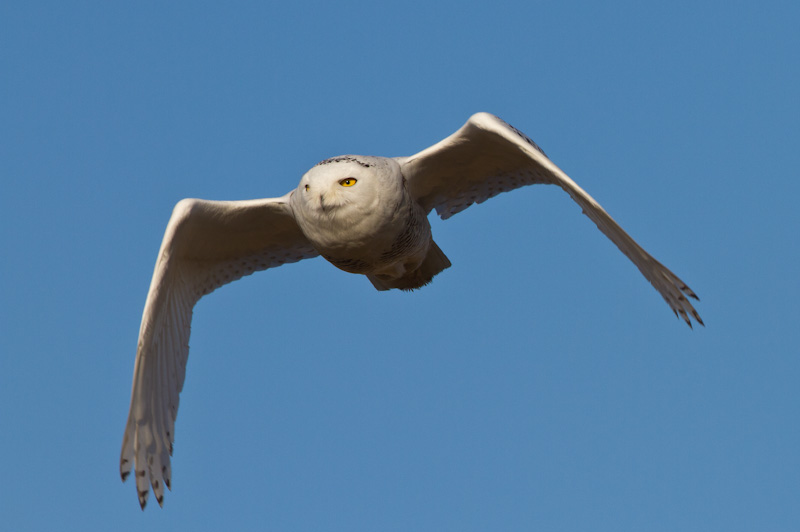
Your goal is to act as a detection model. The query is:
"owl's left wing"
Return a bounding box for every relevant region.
[120,195,318,509]
[397,112,702,327]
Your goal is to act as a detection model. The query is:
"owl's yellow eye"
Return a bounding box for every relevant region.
[339,178,357,187]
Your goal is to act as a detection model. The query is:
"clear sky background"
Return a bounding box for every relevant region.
[2,1,798,530]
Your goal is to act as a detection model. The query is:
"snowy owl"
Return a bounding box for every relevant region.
[120,112,702,508]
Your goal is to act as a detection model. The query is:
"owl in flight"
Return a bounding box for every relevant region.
[120,112,702,508]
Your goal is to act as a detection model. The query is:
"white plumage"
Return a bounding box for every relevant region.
[120,112,702,508]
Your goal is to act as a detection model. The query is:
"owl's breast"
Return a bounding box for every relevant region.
[312,196,431,277]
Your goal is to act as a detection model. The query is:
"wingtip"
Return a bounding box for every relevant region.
[138,491,148,510]
[120,457,131,483]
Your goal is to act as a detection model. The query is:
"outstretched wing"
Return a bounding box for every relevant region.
[120,195,318,509]
[398,112,702,327]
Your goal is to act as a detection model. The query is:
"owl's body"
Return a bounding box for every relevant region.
[121,112,703,509]
[291,155,450,290]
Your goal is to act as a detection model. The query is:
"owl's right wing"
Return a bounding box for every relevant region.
[398,112,702,327]
[120,195,318,509]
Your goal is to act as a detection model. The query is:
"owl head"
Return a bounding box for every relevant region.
[291,155,404,222]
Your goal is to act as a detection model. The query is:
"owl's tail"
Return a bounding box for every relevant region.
[367,240,451,291]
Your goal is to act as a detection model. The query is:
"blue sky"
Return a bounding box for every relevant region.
[2,1,798,530]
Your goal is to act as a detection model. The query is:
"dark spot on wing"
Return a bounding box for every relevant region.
[496,117,548,157]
